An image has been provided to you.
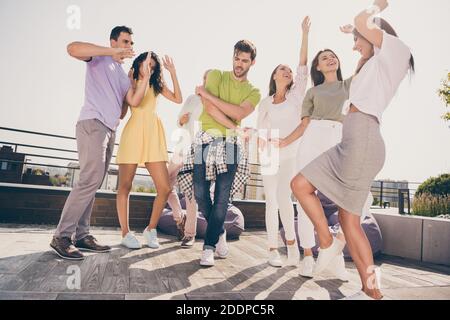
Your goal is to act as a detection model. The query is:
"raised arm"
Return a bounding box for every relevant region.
[299,16,310,66]
[289,16,311,103]
[66,42,135,63]
[124,53,152,107]
[354,0,389,49]
[161,55,183,104]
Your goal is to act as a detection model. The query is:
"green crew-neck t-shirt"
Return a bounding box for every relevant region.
[199,70,261,137]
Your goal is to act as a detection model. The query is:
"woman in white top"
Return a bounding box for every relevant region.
[256,17,310,267]
[291,0,414,300]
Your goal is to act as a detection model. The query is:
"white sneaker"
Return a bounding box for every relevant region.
[200,249,215,266]
[121,232,142,249]
[328,253,349,282]
[143,228,160,249]
[268,250,283,267]
[299,256,315,278]
[216,229,228,259]
[314,237,345,276]
[285,244,300,266]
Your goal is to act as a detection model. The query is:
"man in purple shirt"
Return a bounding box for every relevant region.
[50,26,135,260]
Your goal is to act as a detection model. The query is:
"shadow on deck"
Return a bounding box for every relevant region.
[0,225,449,300]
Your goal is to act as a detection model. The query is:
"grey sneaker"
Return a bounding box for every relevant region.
[181,236,195,248]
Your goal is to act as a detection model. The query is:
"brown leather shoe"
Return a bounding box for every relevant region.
[50,237,84,260]
[74,235,111,253]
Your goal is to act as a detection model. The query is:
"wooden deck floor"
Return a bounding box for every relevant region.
[0,224,449,300]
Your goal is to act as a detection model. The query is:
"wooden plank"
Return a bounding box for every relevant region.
[57,293,125,300]
[186,292,243,300]
[0,274,24,291]
[17,252,59,291]
[129,266,169,294]
[382,286,450,300]
[100,250,130,293]
[0,291,58,300]
[0,251,41,275]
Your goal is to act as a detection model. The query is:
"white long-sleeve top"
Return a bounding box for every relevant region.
[177,94,204,138]
[256,65,309,160]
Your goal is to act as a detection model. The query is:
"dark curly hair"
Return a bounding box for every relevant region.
[131,51,164,96]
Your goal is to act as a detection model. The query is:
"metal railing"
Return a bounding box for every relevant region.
[0,126,419,212]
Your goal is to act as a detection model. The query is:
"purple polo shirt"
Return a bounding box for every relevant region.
[78,56,131,131]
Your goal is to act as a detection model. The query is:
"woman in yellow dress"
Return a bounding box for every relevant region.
[116,51,182,249]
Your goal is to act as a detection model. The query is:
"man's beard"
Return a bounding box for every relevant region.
[233,66,249,78]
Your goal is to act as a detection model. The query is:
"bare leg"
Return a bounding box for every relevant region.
[116,164,138,237]
[339,209,383,299]
[145,162,171,230]
[291,174,333,249]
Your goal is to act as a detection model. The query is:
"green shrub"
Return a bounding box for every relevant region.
[412,193,450,217]
[415,174,450,197]
[373,197,379,206]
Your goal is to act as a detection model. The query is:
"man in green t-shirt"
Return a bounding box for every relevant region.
[192,40,261,267]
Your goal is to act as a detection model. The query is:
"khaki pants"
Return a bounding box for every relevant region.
[54,119,115,240]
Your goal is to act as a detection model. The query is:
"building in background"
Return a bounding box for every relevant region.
[0,145,25,184]
[371,180,409,208]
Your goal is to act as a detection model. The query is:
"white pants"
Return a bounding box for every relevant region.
[262,157,297,249]
[296,120,343,249]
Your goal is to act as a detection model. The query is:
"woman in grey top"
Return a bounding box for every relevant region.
[273,48,353,279]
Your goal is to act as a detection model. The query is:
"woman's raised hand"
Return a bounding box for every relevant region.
[162,55,176,74]
[301,16,311,34]
[373,0,389,11]
[142,52,152,79]
[340,24,354,34]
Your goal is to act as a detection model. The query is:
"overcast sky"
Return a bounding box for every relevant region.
[0,0,449,183]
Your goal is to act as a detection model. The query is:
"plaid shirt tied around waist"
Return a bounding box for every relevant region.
[176,130,250,202]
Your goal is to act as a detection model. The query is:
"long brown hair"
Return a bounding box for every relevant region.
[310,49,343,87]
[268,65,294,96]
[353,17,415,74]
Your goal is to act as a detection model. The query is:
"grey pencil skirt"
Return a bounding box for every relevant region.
[300,111,385,216]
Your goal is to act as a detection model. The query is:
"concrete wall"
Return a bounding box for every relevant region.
[373,211,450,266]
[422,218,450,266]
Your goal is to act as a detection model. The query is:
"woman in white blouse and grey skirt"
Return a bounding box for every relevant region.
[291,0,414,300]
[256,17,310,267]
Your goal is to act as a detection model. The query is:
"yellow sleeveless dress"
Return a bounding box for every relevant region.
[116,82,168,166]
